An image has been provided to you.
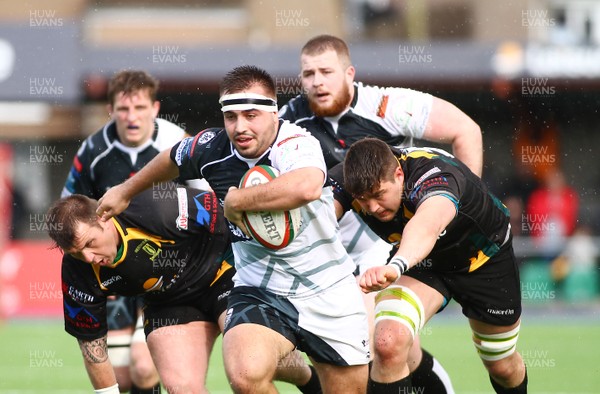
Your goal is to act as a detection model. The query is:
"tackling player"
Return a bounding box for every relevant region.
[330,138,527,394]
[49,187,319,393]
[278,34,482,393]
[48,187,233,393]
[61,70,182,393]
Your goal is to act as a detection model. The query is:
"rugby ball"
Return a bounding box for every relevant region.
[239,165,302,250]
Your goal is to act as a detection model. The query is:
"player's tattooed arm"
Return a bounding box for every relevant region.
[78,336,109,363]
[77,335,117,388]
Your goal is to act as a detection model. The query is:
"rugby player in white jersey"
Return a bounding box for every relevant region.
[96,65,369,393]
[279,34,483,393]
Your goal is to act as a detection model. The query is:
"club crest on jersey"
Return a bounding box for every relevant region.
[135,239,162,261]
[196,130,217,146]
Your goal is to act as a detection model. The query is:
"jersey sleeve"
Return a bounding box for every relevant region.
[61,255,107,340]
[170,136,203,182]
[328,162,354,213]
[270,122,327,179]
[61,140,96,198]
[177,188,230,237]
[170,128,223,182]
[129,187,229,239]
[375,86,433,140]
[405,158,460,215]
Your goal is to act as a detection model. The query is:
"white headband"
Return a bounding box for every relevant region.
[219,92,278,113]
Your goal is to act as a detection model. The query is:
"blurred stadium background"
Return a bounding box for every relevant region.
[0,0,599,392]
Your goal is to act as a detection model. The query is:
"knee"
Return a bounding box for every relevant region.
[130,350,159,387]
[373,322,413,364]
[160,370,205,394]
[230,365,268,391]
[228,374,267,393]
[485,352,525,382]
[130,359,159,387]
[226,360,272,393]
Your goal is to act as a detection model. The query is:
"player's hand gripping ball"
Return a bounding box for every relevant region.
[239,165,302,250]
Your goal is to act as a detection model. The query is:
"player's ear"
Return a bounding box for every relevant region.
[345,65,355,82]
[97,215,110,229]
[106,103,113,117]
[394,165,404,183]
[152,100,160,118]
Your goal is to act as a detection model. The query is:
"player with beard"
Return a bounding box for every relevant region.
[95,65,371,393]
[280,35,482,173]
[279,34,483,393]
[63,69,320,394]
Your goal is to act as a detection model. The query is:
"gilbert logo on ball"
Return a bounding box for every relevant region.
[239,165,301,249]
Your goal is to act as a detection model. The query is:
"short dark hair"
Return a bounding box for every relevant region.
[301,35,352,67]
[107,70,159,105]
[343,138,399,197]
[219,65,276,98]
[46,195,100,250]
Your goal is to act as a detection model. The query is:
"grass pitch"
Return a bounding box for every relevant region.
[0,303,598,393]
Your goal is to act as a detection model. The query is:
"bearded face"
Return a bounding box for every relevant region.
[300,49,355,118]
[308,80,353,118]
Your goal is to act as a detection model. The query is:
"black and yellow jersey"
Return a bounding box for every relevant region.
[330,147,511,273]
[61,187,232,340]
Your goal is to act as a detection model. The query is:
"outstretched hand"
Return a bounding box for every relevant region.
[359,265,400,293]
[96,185,131,221]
